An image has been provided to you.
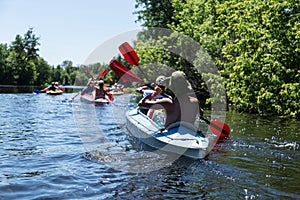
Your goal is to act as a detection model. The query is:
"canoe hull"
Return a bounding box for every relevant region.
[80,94,112,105]
[46,90,63,95]
[126,108,210,159]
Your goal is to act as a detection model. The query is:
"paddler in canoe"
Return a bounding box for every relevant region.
[138,71,204,129]
[95,80,108,99]
[111,83,124,95]
[136,75,170,120]
[81,78,95,96]
[33,81,64,94]
[80,79,114,104]
[94,80,114,103]
[45,82,64,95]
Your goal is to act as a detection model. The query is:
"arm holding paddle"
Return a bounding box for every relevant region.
[116,41,230,138]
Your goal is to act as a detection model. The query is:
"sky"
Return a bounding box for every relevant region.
[0,0,142,66]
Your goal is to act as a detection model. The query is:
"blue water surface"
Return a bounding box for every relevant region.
[0,93,299,199]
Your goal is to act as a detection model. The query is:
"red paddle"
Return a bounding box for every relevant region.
[119,42,149,80]
[83,66,109,81]
[118,41,231,138]
[200,117,230,138]
[119,42,139,66]
[109,59,142,83]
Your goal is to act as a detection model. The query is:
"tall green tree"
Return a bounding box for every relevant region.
[34,57,51,86]
[0,44,10,84]
[134,0,176,28]
[9,28,40,85]
[0,28,82,87]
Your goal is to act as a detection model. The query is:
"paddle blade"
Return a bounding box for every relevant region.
[34,89,46,94]
[97,69,108,79]
[107,93,114,102]
[209,120,230,138]
[109,59,142,83]
[119,42,139,66]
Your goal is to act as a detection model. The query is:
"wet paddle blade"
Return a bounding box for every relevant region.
[33,89,46,94]
[109,59,142,83]
[209,120,230,138]
[34,89,41,94]
[119,42,139,66]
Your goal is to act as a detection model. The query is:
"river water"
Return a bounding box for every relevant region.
[0,92,299,199]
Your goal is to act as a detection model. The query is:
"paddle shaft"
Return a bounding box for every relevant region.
[71,92,80,100]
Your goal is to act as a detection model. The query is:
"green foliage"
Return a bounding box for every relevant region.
[134,0,300,118]
[35,57,51,86]
[0,28,119,88]
[0,28,81,87]
[0,44,10,83]
[134,30,213,108]
[134,0,176,28]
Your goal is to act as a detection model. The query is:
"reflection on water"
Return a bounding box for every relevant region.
[0,92,299,199]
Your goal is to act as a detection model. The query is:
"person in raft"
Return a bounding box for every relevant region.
[136,75,170,99]
[138,71,204,129]
[47,82,59,91]
[136,75,171,119]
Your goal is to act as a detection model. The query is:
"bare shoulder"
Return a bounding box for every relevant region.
[188,96,199,102]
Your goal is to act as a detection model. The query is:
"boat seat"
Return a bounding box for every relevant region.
[165,121,205,137]
[165,121,198,132]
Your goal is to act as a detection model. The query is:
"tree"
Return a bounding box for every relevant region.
[134,0,300,118]
[0,29,82,87]
[134,0,176,28]
[0,44,9,84]
[34,57,51,86]
[9,28,40,85]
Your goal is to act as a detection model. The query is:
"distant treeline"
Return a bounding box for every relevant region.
[0,28,121,87]
[0,28,79,86]
[133,0,300,119]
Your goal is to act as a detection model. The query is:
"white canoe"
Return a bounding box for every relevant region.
[126,108,210,159]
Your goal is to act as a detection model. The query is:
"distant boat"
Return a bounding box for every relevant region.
[46,89,63,95]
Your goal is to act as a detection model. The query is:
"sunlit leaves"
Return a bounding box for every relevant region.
[170,0,299,118]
